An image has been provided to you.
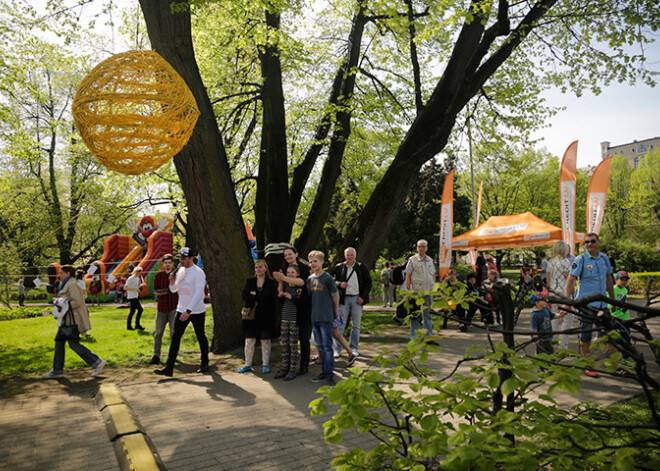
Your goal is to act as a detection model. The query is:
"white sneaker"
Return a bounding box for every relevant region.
[333,352,340,359]
[42,370,63,379]
[92,359,106,377]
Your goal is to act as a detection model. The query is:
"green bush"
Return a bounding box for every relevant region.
[628,272,660,296]
[605,240,660,273]
[0,306,45,321]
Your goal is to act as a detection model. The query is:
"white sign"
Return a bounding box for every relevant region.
[478,223,528,236]
[87,265,98,275]
[33,278,42,288]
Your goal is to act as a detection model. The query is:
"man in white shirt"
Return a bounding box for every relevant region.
[405,239,437,340]
[155,247,209,377]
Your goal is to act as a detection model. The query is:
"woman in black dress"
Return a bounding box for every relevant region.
[273,246,312,375]
[239,259,278,374]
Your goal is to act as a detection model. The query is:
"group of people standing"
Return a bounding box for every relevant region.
[42,231,633,382]
[236,246,373,386]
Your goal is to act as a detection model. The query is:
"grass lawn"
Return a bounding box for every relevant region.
[0,306,214,378]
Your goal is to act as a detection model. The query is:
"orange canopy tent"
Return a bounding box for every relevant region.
[452,212,585,251]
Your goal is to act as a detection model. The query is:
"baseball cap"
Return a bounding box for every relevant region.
[616,270,630,279]
[176,247,193,258]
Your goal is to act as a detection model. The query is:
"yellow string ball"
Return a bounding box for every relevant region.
[72,50,200,175]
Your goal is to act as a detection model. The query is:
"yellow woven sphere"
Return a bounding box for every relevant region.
[72,50,200,175]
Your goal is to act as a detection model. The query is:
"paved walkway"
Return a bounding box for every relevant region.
[1,306,658,471]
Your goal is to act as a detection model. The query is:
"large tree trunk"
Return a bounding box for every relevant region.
[254,8,291,258]
[140,0,253,352]
[295,7,366,257]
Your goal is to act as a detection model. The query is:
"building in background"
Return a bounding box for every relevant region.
[601,136,660,169]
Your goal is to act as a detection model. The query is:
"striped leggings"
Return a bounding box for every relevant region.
[280,320,299,372]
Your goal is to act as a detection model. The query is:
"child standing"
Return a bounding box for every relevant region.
[609,271,635,376]
[276,264,302,380]
[307,250,340,386]
[530,293,564,355]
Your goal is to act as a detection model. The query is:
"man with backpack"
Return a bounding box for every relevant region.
[381,262,394,307]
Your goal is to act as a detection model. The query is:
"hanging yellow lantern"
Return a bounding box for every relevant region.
[72,50,200,175]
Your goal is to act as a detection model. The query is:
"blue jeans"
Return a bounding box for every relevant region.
[410,295,434,340]
[313,321,334,378]
[52,339,102,374]
[334,295,363,354]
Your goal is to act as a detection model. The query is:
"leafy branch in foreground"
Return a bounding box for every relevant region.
[310,283,660,470]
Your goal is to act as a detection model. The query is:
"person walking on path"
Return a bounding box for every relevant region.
[332,247,372,359]
[563,233,614,378]
[155,248,209,376]
[307,250,340,385]
[125,267,146,330]
[405,239,436,340]
[238,259,278,374]
[17,278,26,307]
[381,262,394,307]
[546,241,572,350]
[42,265,105,379]
[273,246,312,375]
[150,254,178,365]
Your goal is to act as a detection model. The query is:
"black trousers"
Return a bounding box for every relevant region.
[127,298,143,327]
[166,312,209,367]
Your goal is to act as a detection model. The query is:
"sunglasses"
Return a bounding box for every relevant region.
[585,240,598,244]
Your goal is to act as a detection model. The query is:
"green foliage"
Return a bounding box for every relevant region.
[310,339,660,470]
[0,306,44,322]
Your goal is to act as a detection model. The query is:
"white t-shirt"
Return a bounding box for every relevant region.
[125,275,141,300]
[345,264,360,296]
[169,264,207,314]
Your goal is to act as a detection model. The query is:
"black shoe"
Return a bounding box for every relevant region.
[346,354,357,367]
[196,364,209,373]
[149,355,160,365]
[311,374,327,383]
[135,325,145,331]
[127,326,134,331]
[274,370,288,379]
[296,367,308,376]
[154,366,173,377]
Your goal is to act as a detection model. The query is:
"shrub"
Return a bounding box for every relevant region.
[0,306,45,321]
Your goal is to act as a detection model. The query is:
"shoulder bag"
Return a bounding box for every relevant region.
[241,303,257,321]
[55,309,80,342]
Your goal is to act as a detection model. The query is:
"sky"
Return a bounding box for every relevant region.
[532,37,660,168]
[535,82,660,168]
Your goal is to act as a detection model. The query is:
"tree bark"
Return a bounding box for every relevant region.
[295,7,367,257]
[254,7,291,255]
[140,0,253,351]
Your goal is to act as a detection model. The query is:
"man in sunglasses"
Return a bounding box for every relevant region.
[563,233,614,378]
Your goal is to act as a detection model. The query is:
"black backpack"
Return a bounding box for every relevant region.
[390,265,405,285]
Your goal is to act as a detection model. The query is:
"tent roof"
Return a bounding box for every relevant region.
[453,212,585,251]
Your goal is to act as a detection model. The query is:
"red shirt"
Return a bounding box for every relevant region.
[154,270,178,312]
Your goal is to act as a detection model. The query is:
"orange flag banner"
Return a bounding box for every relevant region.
[587,157,613,235]
[559,141,578,255]
[439,170,454,279]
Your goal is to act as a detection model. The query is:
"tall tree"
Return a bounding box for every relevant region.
[139,0,253,351]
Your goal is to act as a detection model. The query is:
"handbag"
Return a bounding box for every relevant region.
[55,310,80,341]
[241,303,256,320]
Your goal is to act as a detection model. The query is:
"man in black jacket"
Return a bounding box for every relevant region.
[332,247,372,362]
